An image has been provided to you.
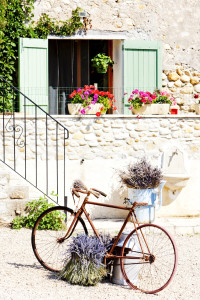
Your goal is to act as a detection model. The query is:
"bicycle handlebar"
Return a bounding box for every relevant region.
[91,188,107,197]
[72,187,107,198]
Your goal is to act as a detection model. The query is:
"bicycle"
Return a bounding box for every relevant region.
[31,182,178,294]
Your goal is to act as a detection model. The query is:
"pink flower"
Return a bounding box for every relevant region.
[124,92,128,95]
[128,107,133,110]
[148,97,153,102]
[81,109,86,114]
[161,91,168,96]
[88,106,91,110]
[132,89,139,94]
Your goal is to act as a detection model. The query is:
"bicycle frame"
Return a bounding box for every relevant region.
[61,192,151,262]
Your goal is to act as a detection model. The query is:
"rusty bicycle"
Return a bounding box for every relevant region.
[31,182,177,294]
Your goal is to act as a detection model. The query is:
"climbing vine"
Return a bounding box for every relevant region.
[0,0,91,86]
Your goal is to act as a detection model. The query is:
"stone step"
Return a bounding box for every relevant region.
[0,199,29,226]
[0,185,29,226]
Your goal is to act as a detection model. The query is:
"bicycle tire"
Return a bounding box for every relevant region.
[120,224,178,294]
[32,206,88,272]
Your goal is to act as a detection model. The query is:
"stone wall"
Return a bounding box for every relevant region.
[33,0,200,71]
[1,115,200,222]
[162,65,200,112]
[31,1,200,112]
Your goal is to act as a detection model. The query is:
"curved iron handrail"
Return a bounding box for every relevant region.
[0,75,69,205]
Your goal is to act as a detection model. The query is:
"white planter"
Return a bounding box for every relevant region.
[112,232,140,285]
[128,189,156,223]
[132,103,170,115]
[68,103,104,115]
[195,104,200,114]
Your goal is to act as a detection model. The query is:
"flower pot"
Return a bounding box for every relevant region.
[112,232,140,285]
[127,181,165,223]
[195,104,200,114]
[128,189,156,223]
[132,104,170,115]
[68,103,105,115]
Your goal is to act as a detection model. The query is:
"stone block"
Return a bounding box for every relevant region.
[81,127,93,133]
[8,186,29,200]
[190,77,199,85]
[180,75,190,83]
[159,128,171,135]
[194,84,200,93]
[174,80,183,87]
[135,124,148,131]
[0,199,29,226]
[168,72,180,81]
[72,133,84,140]
[180,86,193,94]
[176,68,183,76]
[0,172,10,186]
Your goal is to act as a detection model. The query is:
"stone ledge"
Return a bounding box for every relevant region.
[1,114,200,120]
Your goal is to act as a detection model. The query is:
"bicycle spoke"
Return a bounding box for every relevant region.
[120,224,177,294]
[32,206,88,272]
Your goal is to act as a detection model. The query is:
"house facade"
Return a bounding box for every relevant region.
[1,0,200,224]
[19,0,200,115]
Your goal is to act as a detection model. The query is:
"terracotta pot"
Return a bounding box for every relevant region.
[132,104,170,115]
[68,103,105,115]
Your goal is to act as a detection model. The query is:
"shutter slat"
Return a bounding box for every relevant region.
[123,41,162,114]
[19,38,48,114]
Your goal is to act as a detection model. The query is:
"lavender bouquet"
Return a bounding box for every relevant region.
[119,158,163,189]
[59,234,111,286]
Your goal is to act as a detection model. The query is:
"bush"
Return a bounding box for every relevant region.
[12,194,64,230]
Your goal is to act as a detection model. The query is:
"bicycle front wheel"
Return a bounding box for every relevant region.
[32,206,88,272]
[120,224,177,294]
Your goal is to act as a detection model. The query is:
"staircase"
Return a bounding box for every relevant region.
[0,76,69,224]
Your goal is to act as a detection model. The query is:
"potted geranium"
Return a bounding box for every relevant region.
[91,53,114,73]
[68,85,117,117]
[128,89,176,115]
[119,158,165,223]
[194,94,200,114]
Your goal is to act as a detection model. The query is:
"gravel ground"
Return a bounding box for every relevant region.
[0,227,200,300]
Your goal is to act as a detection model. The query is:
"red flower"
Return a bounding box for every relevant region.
[113,106,117,110]
[194,94,199,99]
[100,107,104,111]
[96,112,101,117]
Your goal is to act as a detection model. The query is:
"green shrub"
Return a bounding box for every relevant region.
[12,194,65,230]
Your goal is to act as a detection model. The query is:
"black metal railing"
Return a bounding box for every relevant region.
[0,76,69,205]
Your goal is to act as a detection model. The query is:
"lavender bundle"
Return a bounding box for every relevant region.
[119,158,163,189]
[59,234,109,286]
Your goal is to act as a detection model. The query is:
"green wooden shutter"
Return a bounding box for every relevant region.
[123,40,162,114]
[19,38,48,114]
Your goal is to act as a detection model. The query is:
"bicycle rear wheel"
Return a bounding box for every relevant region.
[32,206,88,272]
[120,224,177,294]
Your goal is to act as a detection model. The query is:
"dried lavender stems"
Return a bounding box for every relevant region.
[59,234,112,286]
[119,158,163,189]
